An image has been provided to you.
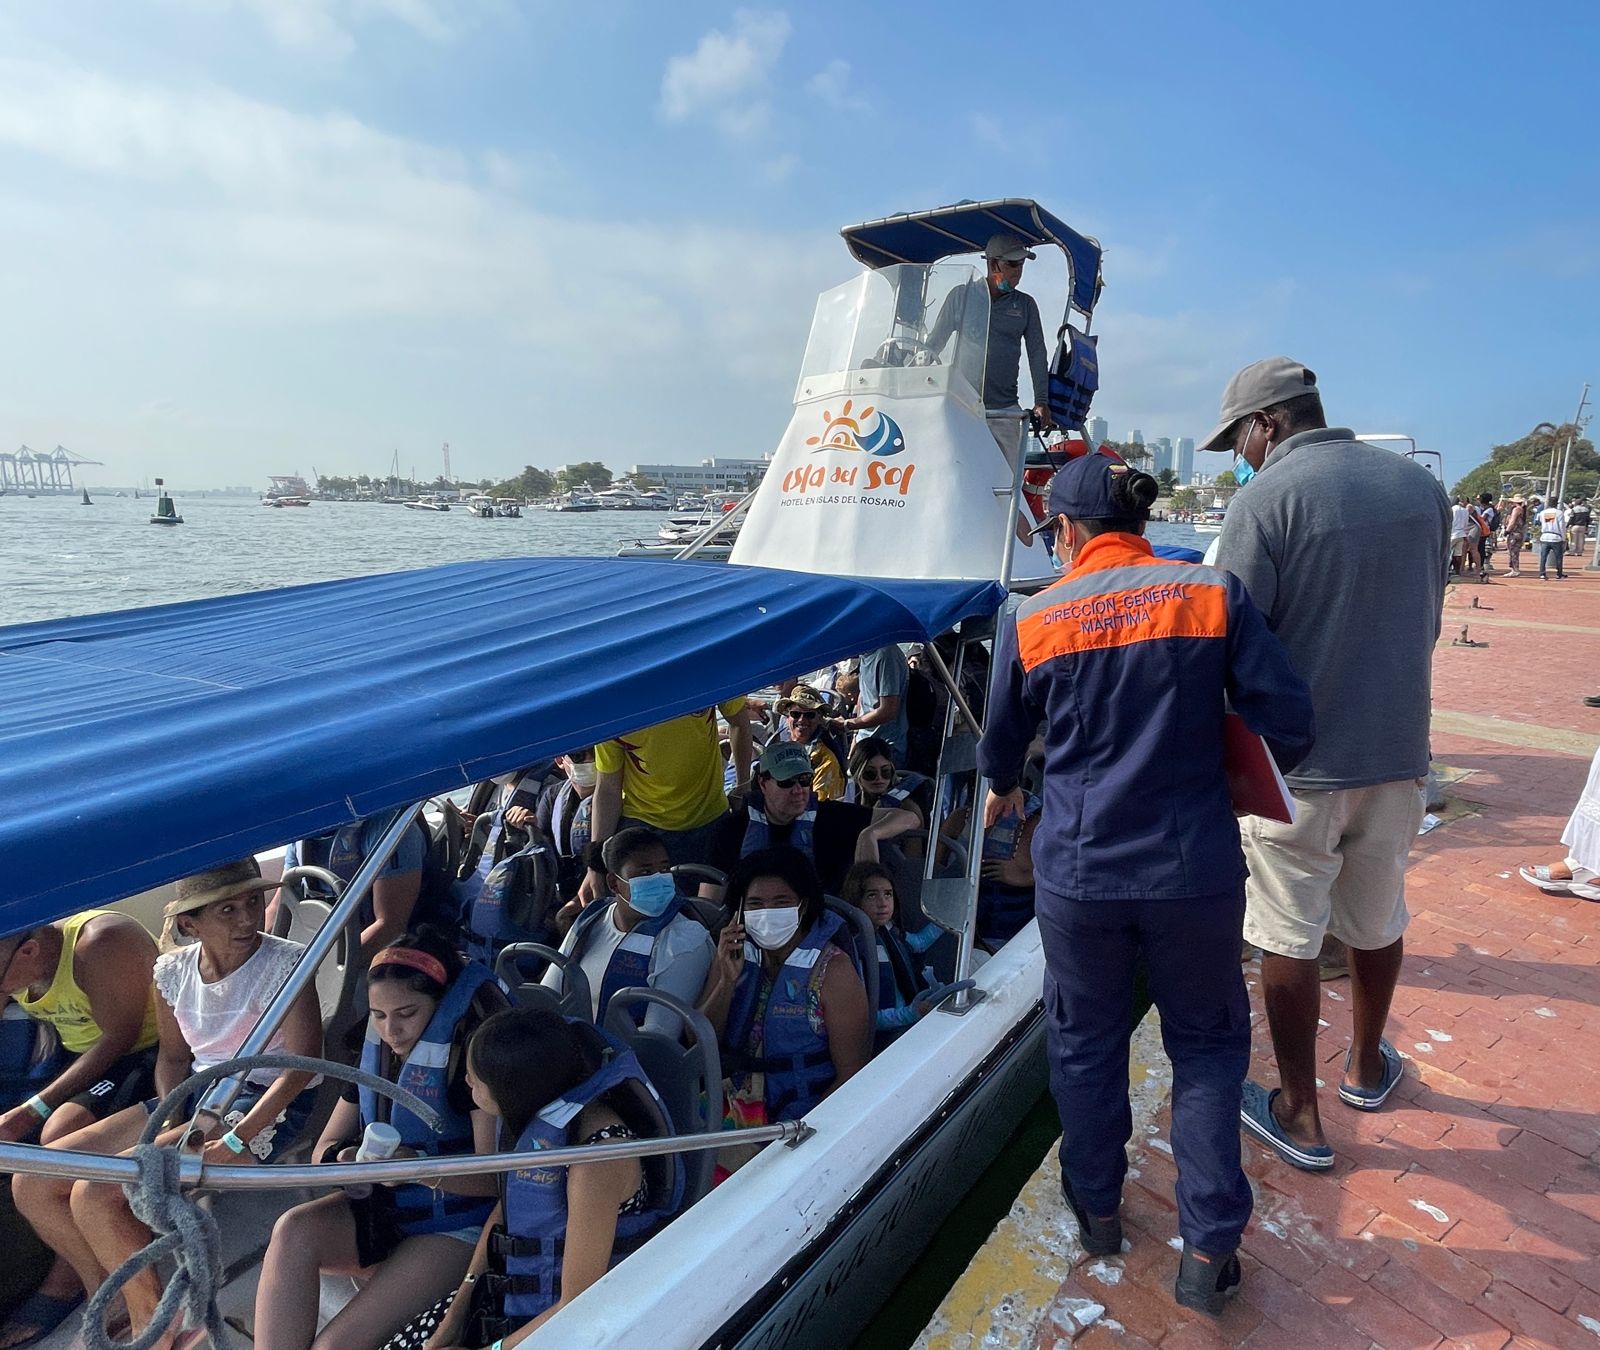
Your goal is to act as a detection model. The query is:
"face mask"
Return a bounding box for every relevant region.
[996,277,1014,294]
[744,906,802,950]
[567,761,597,788]
[1233,457,1256,487]
[622,870,677,918]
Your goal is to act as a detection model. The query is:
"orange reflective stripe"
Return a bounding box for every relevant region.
[1017,580,1228,668]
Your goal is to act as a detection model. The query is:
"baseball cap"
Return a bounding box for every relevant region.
[759,741,814,782]
[984,232,1037,263]
[1041,452,1135,524]
[1197,357,1319,453]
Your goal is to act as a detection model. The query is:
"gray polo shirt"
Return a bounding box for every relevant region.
[928,282,1048,410]
[1214,427,1451,791]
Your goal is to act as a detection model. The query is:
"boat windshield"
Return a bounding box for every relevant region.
[796,262,988,404]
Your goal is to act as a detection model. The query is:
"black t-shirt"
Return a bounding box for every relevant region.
[708,800,874,895]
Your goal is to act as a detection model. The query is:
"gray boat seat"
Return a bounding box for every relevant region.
[603,988,722,1210]
[822,895,878,1016]
[495,942,593,1022]
[671,864,729,934]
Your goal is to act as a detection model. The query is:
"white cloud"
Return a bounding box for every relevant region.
[660,9,790,138]
[167,0,466,59]
[805,59,868,113]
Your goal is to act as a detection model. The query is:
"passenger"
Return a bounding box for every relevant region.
[704,743,920,899]
[829,644,910,764]
[774,684,847,800]
[281,813,442,962]
[584,702,755,895]
[0,913,161,1350]
[547,829,713,1038]
[457,765,555,908]
[416,1008,682,1347]
[839,863,945,1052]
[699,849,872,1125]
[254,929,506,1350]
[532,748,598,900]
[844,736,928,825]
[55,860,324,1345]
[976,789,1043,949]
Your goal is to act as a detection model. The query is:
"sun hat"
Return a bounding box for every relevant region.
[776,684,829,716]
[1198,357,1319,453]
[163,858,276,920]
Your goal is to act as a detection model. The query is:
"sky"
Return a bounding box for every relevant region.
[0,2,1596,490]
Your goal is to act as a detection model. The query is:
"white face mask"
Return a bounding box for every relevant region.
[567,761,597,788]
[743,906,802,950]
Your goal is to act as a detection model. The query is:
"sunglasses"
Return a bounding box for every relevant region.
[771,775,813,790]
[858,766,894,782]
[786,708,820,720]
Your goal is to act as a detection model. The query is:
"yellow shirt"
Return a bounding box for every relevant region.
[595,699,746,833]
[809,740,846,802]
[15,911,161,1055]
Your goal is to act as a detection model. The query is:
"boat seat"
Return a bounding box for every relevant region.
[880,830,967,930]
[494,942,593,1022]
[822,895,878,1016]
[603,988,722,1210]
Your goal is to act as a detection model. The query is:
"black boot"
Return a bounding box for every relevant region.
[1061,1175,1123,1257]
[1173,1245,1242,1316]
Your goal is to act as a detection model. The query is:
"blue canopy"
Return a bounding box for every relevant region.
[841,198,1104,318]
[0,558,1004,928]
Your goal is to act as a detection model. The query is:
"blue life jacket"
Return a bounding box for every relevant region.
[357,963,500,1238]
[492,1027,683,1322]
[740,801,816,861]
[565,896,685,1026]
[1046,325,1099,432]
[465,842,559,968]
[723,910,853,1122]
[977,791,1041,944]
[873,925,925,1052]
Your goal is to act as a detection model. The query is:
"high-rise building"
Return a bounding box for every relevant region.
[1150,437,1174,476]
[1129,429,1145,447]
[1087,416,1109,446]
[1176,437,1195,483]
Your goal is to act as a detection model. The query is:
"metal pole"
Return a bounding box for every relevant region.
[987,411,1028,589]
[675,487,759,561]
[0,1121,808,1189]
[1555,383,1590,507]
[919,641,982,739]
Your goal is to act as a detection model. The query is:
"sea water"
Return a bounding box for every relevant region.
[0,493,1211,627]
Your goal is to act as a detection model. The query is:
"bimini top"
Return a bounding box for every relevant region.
[0,558,1004,928]
[841,198,1104,318]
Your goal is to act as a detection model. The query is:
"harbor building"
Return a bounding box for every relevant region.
[624,456,773,492]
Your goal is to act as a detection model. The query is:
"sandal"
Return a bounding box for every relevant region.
[0,1292,84,1350]
[1518,864,1592,894]
[1240,1081,1334,1170]
[1338,1039,1404,1110]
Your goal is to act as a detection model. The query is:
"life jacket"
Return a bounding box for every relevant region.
[740,801,816,862]
[977,791,1041,944]
[844,771,927,814]
[357,963,500,1238]
[873,924,925,1053]
[723,910,853,1122]
[491,1026,683,1322]
[0,1005,65,1113]
[296,819,457,930]
[464,841,560,968]
[1046,324,1100,431]
[564,896,685,1026]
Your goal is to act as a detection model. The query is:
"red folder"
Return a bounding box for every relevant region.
[1223,713,1296,824]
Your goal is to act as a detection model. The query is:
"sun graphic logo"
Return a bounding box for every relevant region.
[805,400,907,457]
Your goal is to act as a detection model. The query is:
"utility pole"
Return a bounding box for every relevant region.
[1555,383,1590,505]
[442,441,452,486]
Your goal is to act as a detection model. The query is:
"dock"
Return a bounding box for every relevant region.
[920,561,1600,1349]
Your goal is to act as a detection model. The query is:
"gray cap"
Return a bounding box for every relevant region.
[1197,357,1319,453]
[984,232,1037,262]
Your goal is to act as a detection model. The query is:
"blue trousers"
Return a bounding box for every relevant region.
[1034,888,1253,1254]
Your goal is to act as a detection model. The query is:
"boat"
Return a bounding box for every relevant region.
[403,495,452,512]
[0,197,1112,1350]
[546,491,602,512]
[265,497,311,508]
[593,485,671,510]
[262,474,313,505]
[148,477,183,525]
[466,495,498,518]
[80,488,92,506]
[494,498,523,518]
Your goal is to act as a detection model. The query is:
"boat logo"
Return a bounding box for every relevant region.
[805,401,906,457]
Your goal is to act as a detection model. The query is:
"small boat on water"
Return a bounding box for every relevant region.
[265,497,311,508]
[466,495,498,518]
[80,488,91,506]
[262,474,313,506]
[547,491,602,512]
[403,494,452,512]
[148,477,183,525]
[494,498,523,518]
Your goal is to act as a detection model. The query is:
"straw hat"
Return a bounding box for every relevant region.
[163,858,276,920]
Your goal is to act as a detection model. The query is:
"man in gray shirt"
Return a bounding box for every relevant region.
[833,645,910,763]
[1204,358,1450,1171]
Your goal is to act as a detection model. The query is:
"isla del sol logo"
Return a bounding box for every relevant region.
[781,399,917,500]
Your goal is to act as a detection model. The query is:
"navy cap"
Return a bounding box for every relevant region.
[1045,451,1131,521]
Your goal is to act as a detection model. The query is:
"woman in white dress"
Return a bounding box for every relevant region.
[1519,745,1600,899]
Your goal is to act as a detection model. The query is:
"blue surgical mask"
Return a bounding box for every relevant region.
[623,870,676,918]
[997,278,1014,294]
[1233,457,1256,487]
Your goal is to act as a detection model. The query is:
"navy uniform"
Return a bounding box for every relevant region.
[977,455,1314,1282]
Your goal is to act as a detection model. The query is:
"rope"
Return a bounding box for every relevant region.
[79,1051,444,1350]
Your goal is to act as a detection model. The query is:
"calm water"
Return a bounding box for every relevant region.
[0,492,1210,627]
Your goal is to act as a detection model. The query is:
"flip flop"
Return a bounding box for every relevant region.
[0,1291,85,1350]
[1240,1081,1335,1170]
[1339,1039,1404,1111]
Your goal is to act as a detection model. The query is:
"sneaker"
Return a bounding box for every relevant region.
[1061,1175,1123,1257]
[1174,1245,1242,1316]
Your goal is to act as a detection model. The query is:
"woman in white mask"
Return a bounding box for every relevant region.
[698,848,871,1133]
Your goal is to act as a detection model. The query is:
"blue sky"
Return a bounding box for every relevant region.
[0,2,1594,488]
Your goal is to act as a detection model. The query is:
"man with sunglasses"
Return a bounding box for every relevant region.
[926,232,1052,433]
[704,743,919,899]
[775,685,847,801]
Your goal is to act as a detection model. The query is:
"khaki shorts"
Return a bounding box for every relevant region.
[1241,778,1425,959]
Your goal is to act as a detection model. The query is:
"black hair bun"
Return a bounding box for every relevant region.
[1112,469,1159,515]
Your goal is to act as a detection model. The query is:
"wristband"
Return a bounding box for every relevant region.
[220,1129,247,1155]
[490,1340,503,1350]
[24,1094,51,1121]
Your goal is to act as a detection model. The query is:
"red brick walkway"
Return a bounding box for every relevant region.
[1041,564,1600,1350]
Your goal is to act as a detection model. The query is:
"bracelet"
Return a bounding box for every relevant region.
[490,1340,503,1350]
[220,1129,247,1155]
[24,1094,51,1120]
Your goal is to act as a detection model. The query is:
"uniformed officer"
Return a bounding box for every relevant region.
[977,452,1315,1316]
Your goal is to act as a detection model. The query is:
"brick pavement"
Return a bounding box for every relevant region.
[1043,567,1600,1349]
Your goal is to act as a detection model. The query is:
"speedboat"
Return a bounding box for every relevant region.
[494,498,523,518]
[265,497,311,508]
[0,197,1112,1349]
[547,492,602,512]
[466,495,498,518]
[404,495,452,512]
